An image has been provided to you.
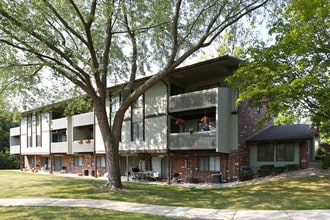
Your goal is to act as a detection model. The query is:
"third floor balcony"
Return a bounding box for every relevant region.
[169,88,218,112]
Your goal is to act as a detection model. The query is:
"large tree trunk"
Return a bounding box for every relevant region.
[93,98,123,189]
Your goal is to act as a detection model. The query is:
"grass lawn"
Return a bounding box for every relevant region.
[0,170,329,211]
[0,206,169,220]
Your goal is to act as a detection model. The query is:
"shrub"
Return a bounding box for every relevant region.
[284,164,300,171]
[274,166,286,174]
[321,154,330,169]
[239,172,253,181]
[0,149,20,169]
[257,165,275,177]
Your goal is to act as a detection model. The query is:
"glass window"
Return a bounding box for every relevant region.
[209,156,220,171]
[51,129,67,143]
[27,156,35,168]
[199,156,209,171]
[74,156,82,166]
[257,143,274,161]
[132,121,143,141]
[276,143,294,161]
[199,156,220,171]
[111,96,120,112]
[97,156,106,167]
[133,95,144,108]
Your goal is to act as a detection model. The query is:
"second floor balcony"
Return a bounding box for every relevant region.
[72,139,94,153]
[51,142,68,153]
[169,88,218,113]
[10,145,20,155]
[169,131,216,150]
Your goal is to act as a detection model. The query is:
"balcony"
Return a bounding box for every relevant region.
[72,112,94,127]
[169,131,216,150]
[72,139,94,153]
[10,145,20,155]
[51,117,67,130]
[51,142,68,153]
[10,127,20,136]
[169,88,218,113]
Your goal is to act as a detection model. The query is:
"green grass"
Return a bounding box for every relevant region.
[0,206,169,220]
[0,170,329,210]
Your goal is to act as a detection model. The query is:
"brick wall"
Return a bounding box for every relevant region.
[170,151,239,183]
[300,141,308,169]
[238,100,273,169]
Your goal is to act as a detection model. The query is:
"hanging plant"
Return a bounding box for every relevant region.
[200,116,211,124]
[175,119,185,126]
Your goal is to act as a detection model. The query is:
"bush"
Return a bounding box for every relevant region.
[239,172,253,181]
[257,165,275,177]
[274,166,286,174]
[257,165,294,177]
[321,154,330,169]
[0,149,20,169]
[284,164,300,171]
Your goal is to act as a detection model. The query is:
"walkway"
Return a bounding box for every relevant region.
[0,198,329,220]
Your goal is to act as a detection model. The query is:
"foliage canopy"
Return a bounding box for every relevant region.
[0,0,269,188]
[227,0,330,141]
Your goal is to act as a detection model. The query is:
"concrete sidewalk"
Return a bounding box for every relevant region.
[0,198,329,219]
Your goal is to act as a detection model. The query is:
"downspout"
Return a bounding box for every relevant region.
[93,109,97,177]
[161,79,171,184]
[49,113,53,174]
[19,119,23,171]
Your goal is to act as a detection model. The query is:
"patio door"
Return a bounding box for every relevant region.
[54,156,63,171]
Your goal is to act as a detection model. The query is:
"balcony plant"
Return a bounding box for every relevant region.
[84,139,91,144]
[77,140,83,144]
[175,119,185,126]
[187,128,194,134]
[200,116,211,124]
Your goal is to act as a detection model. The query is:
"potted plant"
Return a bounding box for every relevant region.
[175,119,185,126]
[187,128,194,134]
[200,116,211,124]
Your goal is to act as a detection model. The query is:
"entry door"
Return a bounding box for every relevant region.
[161,156,168,179]
[54,156,63,171]
[151,156,161,175]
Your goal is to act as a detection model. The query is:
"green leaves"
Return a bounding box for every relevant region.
[227,0,330,140]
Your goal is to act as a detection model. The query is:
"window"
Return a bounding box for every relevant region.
[276,143,294,161]
[257,143,274,161]
[132,122,143,141]
[257,142,295,162]
[74,156,82,166]
[36,114,42,147]
[36,135,42,147]
[27,156,35,168]
[199,156,220,171]
[111,96,120,112]
[27,114,32,147]
[97,156,106,167]
[133,95,144,108]
[52,129,67,143]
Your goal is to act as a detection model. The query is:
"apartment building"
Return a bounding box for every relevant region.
[10,55,272,183]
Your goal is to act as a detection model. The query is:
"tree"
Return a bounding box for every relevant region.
[227,0,330,141]
[0,0,269,189]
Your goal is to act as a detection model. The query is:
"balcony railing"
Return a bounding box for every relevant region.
[51,117,67,130]
[169,131,216,150]
[10,127,20,136]
[169,88,218,112]
[51,142,68,153]
[72,139,94,153]
[10,145,20,155]
[72,112,94,127]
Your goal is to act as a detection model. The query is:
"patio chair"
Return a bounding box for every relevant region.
[131,168,140,180]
